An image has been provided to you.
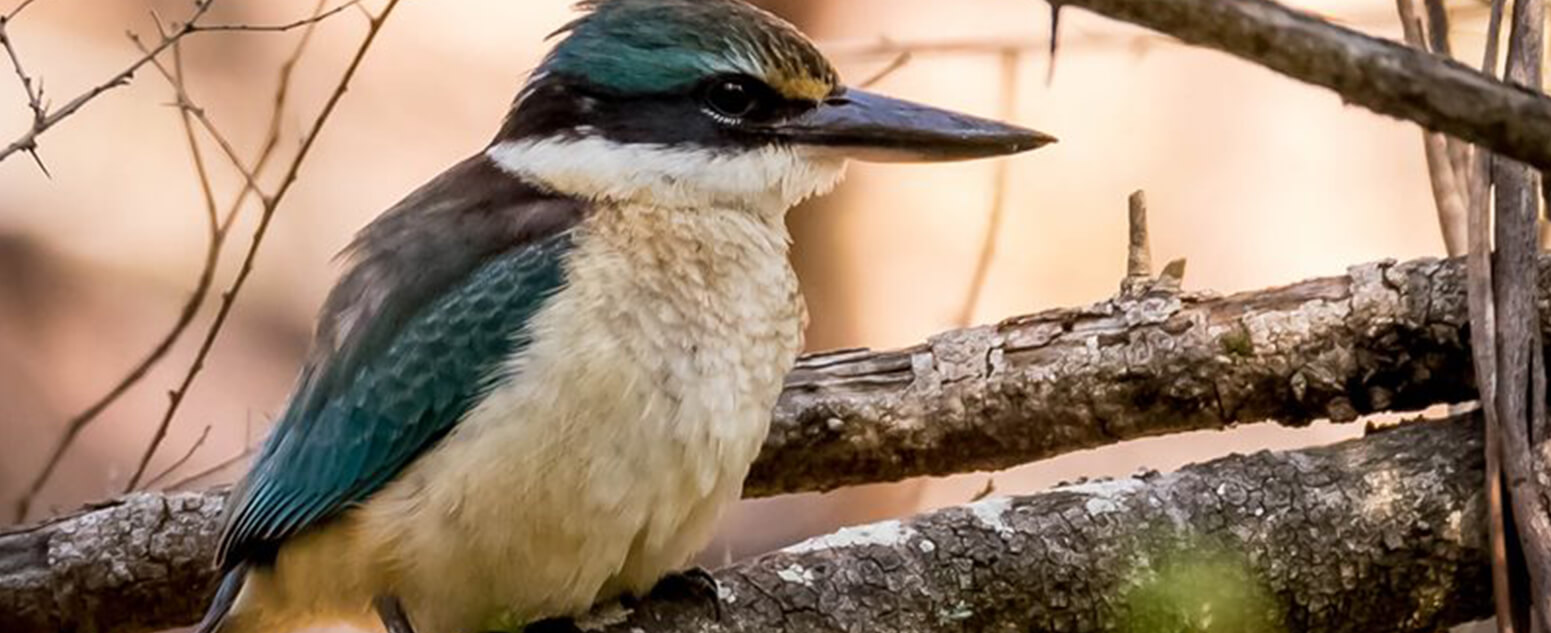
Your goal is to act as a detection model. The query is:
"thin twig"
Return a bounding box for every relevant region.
[1396,0,1468,256]
[957,49,1021,326]
[141,424,212,490]
[123,0,404,492]
[131,32,268,202]
[0,0,353,168]
[189,0,360,34]
[2,0,39,21]
[857,48,911,88]
[0,0,49,174]
[10,0,352,522]
[0,0,215,165]
[165,446,252,491]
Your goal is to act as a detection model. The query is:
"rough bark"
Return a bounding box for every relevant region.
[1047,0,1551,171]
[594,416,1493,632]
[756,255,1485,495]
[1,418,1491,633]
[0,492,227,633]
[0,252,1533,633]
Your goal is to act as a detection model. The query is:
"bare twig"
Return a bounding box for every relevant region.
[856,48,911,88]
[0,0,215,165]
[956,49,1020,326]
[141,424,211,490]
[188,0,360,34]
[1461,1,1514,630]
[0,0,49,174]
[1396,0,1469,256]
[11,0,355,522]
[131,31,267,202]
[165,447,251,491]
[0,0,355,168]
[1046,1,1063,84]
[122,0,405,492]
[2,0,40,21]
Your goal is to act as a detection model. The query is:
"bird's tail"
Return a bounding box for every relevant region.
[195,563,248,633]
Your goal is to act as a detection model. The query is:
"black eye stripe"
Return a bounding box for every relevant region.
[497,73,818,148]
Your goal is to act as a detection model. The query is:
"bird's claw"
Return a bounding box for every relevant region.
[646,566,724,621]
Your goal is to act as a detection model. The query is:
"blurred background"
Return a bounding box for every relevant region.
[0,0,1474,576]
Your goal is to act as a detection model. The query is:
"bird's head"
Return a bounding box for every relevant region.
[487,0,1055,213]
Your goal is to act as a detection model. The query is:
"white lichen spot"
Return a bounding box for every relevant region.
[1361,470,1400,517]
[718,582,738,604]
[1086,497,1122,515]
[1054,478,1146,497]
[918,539,937,554]
[968,496,1015,537]
[777,563,815,586]
[782,519,917,554]
[1445,509,1464,540]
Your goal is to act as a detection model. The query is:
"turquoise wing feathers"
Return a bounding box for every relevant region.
[216,156,584,567]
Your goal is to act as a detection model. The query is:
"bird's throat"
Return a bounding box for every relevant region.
[485,136,846,214]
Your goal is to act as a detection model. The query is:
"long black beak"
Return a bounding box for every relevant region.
[763,87,1056,162]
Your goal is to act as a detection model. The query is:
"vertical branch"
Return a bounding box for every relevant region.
[958,49,1021,326]
[1396,0,1468,255]
[1493,0,1551,628]
[1125,190,1151,278]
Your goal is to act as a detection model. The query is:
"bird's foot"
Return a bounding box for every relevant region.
[644,566,723,621]
[518,617,583,633]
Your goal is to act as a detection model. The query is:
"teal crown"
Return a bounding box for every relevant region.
[541,0,838,100]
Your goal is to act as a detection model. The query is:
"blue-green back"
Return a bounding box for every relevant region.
[216,155,584,567]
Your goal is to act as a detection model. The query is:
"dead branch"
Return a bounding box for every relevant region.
[598,415,1488,633]
[1048,0,1551,172]
[10,0,373,522]
[0,415,1492,633]
[121,0,404,493]
[755,252,1481,495]
[0,0,359,167]
[1490,0,1551,625]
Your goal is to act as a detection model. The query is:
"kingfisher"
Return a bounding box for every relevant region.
[196,1,1052,632]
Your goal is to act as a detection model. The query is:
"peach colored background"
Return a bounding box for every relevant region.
[0,0,1473,583]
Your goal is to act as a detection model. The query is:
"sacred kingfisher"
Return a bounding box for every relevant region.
[196,1,1053,632]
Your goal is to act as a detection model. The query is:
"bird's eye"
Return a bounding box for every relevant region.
[704,78,759,121]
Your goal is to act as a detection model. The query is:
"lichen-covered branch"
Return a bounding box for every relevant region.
[756,254,1488,495]
[0,491,228,633]
[597,415,1490,632]
[0,252,1524,633]
[0,418,1491,633]
[1044,0,1551,171]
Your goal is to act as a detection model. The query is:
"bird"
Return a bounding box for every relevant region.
[195,1,1053,632]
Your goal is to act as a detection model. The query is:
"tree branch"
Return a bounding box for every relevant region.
[756,253,1484,495]
[0,415,1492,633]
[1048,0,1551,172]
[7,247,1546,632]
[598,415,1489,632]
